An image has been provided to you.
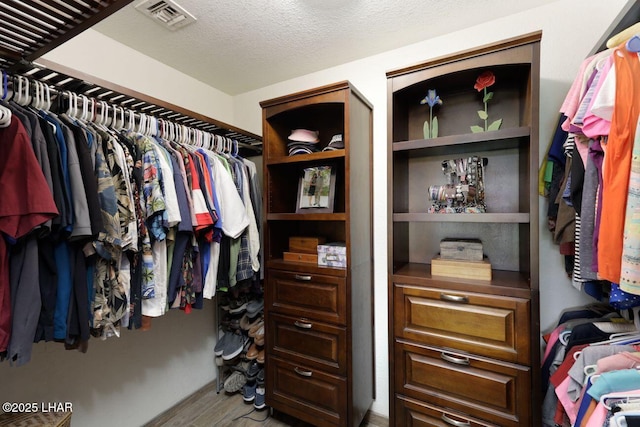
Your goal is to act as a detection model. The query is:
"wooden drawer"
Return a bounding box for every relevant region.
[267,269,346,325]
[396,395,498,427]
[268,312,346,375]
[395,341,530,427]
[266,356,347,427]
[394,283,530,364]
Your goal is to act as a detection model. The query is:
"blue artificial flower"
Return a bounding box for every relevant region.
[420,89,443,108]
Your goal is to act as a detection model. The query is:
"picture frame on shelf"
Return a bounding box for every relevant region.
[296,165,336,213]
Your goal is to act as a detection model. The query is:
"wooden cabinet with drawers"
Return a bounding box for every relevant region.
[387,33,541,426]
[260,82,374,427]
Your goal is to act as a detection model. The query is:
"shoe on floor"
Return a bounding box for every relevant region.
[242,380,257,402]
[254,383,266,410]
[224,371,247,393]
[222,331,245,360]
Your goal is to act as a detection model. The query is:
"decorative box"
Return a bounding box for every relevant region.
[317,242,347,268]
[439,238,483,261]
[289,236,326,254]
[431,256,492,281]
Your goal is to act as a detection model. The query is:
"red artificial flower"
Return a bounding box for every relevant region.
[474,71,495,91]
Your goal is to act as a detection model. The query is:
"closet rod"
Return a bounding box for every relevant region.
[7,56,263,154]
[0,0,133,68]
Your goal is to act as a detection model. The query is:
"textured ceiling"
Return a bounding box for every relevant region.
[94,0,561,95]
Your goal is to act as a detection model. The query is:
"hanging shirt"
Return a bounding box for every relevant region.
[0,117,58,354]
[599,46,640,283]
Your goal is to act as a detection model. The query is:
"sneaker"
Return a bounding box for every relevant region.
[246,298,264,317]
[223,371,246,393]
[254,383,266,410]
[246,360,260,380]
[214,331,229,356]
[222,331,245,360]
[242,380,257,402]
[228,296,249,314]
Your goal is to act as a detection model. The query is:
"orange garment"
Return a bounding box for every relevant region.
[598,46,640,283]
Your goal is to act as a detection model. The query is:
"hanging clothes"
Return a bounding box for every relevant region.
[0,78,262,366]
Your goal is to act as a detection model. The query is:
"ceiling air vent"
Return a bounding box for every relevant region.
[135,0,197,31]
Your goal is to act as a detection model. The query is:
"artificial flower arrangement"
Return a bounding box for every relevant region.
[420,89,442,139]
[471,70,502,133]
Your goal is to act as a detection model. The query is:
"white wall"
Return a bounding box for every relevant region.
[233,0,629,417]
[0,1,631,425]
[42,29,236,125]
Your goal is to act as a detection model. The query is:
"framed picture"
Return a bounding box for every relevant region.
[296,165,336,213]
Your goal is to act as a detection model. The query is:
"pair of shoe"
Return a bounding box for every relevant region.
[242,378,266,409]
[245,298,264,317]
[239,312,262,331]
[246,342,265,363]
[248,322,264,346]
[214,330,246,361]
[224,370,247,393]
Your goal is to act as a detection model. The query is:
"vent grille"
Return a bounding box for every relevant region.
[135,0,196,30]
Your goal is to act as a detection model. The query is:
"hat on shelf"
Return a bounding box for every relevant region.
[288,129,320,143]
[322,134,344,151]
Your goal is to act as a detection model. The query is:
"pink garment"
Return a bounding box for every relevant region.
[561,51,612,132]
[584,402,607,427]
[583,55,614,138]
[556,376,580,425]
[596,351,640,373]
[543,325,564,364]
[561,57,593,131]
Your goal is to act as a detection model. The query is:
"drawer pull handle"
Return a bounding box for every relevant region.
[294,274,312,281]
[441,414,471,427]
[294,320,313,329]
[440,293,468,304]
[294,367,313,377]
[441,352,470,366]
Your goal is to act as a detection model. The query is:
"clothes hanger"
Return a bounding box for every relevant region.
[42,83,51,111]
[1,71,8,101]
[627,35,640,53]
[601,393,640,411]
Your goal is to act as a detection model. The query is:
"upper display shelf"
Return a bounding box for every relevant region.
[390,63,534,143]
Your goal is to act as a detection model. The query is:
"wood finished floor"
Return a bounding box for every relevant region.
[143,381,388,427]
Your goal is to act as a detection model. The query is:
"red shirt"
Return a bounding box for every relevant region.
[0,117,58,352]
